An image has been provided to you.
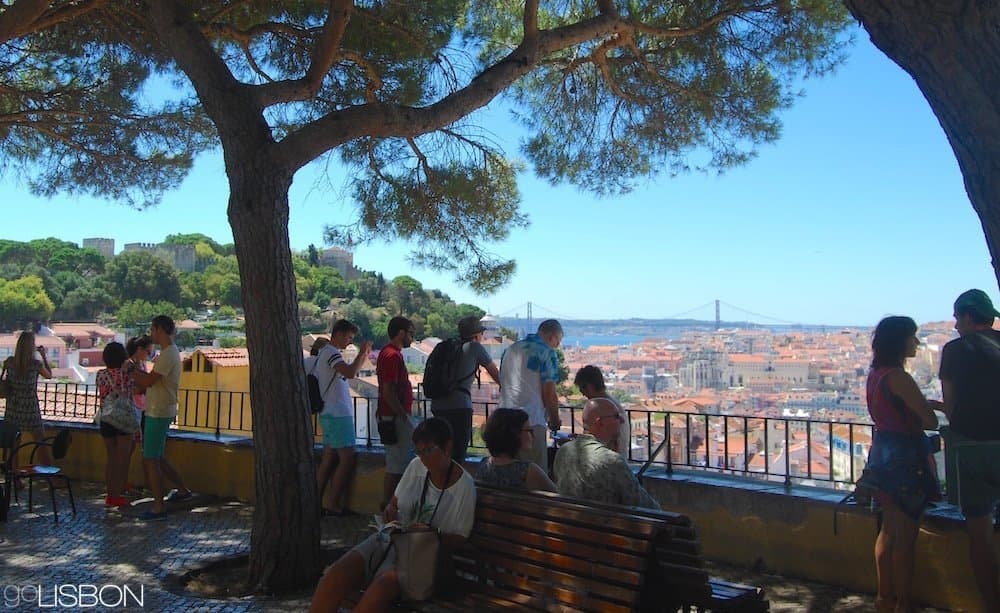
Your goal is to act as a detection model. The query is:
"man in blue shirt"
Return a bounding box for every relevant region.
[498,319,563,471]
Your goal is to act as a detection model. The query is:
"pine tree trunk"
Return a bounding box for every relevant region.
[844,0,1000,287]
[228,155,321,591]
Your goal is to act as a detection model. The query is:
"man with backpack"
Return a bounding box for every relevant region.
[426,316,501,462]
[314,319,372,516]
[939,289,1000,611]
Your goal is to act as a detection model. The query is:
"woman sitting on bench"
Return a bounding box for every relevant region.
[476,408,556,492]
[310,417,475,612]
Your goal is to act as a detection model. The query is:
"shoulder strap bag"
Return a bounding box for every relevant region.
[99,370,141,434]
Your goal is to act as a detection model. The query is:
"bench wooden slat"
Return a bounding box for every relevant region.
[472,533,645,586]
[470,548,643,604]
[461,561,634,613]
[477,490,666,534]
[447,578,580,612]
[471,521,649,572]
[475,505,655,553]
[656,547,706,568]
[656,536,703,557]
[485,487,695,529]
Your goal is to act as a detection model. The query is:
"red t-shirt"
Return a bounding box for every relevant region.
[376,344,412,417]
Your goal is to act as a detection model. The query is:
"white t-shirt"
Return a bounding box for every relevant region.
[146,343,180,419]
[395,457,476,537]
[316,344,352,417]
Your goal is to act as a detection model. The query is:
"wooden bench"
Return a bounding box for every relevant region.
[348,484,767,612]
[559,492,769,612]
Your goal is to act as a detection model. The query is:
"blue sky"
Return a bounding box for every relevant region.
[1,26,995,327]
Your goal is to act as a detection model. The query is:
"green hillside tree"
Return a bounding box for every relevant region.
[102,251,182,305]
[0,275,54,330]
[1,0,852,591]
[59,279,115,321]
[116,299,185,330]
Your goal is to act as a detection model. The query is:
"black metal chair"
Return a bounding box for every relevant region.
[0,419,20,522]
[14,429,76,523]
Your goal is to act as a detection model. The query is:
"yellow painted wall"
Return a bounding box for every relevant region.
[40,426,258,502]
[44,424,381,512]
[645,475,989,612]
[177,352,253,436]
[38,424,990,611]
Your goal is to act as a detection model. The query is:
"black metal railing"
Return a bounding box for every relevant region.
[1,381,880,489]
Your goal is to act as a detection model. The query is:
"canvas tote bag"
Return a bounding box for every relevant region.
[391,461,456,601]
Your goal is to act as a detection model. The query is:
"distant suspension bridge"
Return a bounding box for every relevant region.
[493,300,804,331]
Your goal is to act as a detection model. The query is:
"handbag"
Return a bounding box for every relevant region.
[388,461,455,601]
[0,365,9,399]
[100,391,140,434]
[392,526,442,600]
[378,417,398,445]
[99,371,140,434]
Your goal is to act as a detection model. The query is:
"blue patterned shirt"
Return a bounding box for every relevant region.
[498,334,560,426]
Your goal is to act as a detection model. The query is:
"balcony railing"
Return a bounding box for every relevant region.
[0,381,882,489]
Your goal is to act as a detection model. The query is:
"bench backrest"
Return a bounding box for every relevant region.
[461,485,669,612]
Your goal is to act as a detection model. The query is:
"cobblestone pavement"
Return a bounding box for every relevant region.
[1,480,950,612]
[0,480,368,611]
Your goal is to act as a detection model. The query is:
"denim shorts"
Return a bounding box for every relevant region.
[352,531,396,584]
[319,414,356,449]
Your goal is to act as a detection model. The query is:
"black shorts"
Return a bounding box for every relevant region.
[99,420,129,438]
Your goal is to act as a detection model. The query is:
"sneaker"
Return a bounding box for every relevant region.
[139,510,168,521]
[105,496,130,507]
[164,489,193,502]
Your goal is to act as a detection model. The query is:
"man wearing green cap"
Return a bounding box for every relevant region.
[939,288,1000,611]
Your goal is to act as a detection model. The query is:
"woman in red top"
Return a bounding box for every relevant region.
[865,316,940,613]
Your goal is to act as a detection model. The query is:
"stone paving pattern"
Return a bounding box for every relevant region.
[1,481,949,611]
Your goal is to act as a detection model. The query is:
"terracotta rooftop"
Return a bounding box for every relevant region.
[49,322,117,337]
[192,347,250,367]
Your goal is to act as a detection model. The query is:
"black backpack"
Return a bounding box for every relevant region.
[422,338,477,399]
[307,358,335,414]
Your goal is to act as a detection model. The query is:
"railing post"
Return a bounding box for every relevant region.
[646,410,652,464]
[828,421,835,483]
[723,415,730,472]
[743,416,749,474]
[784,419,791,489]
[806,421,812,480]
[764,417,770,478]
[849,425,856,483]
[364,397,372,448]
[215,392,222,440]
[665,411,673,476]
